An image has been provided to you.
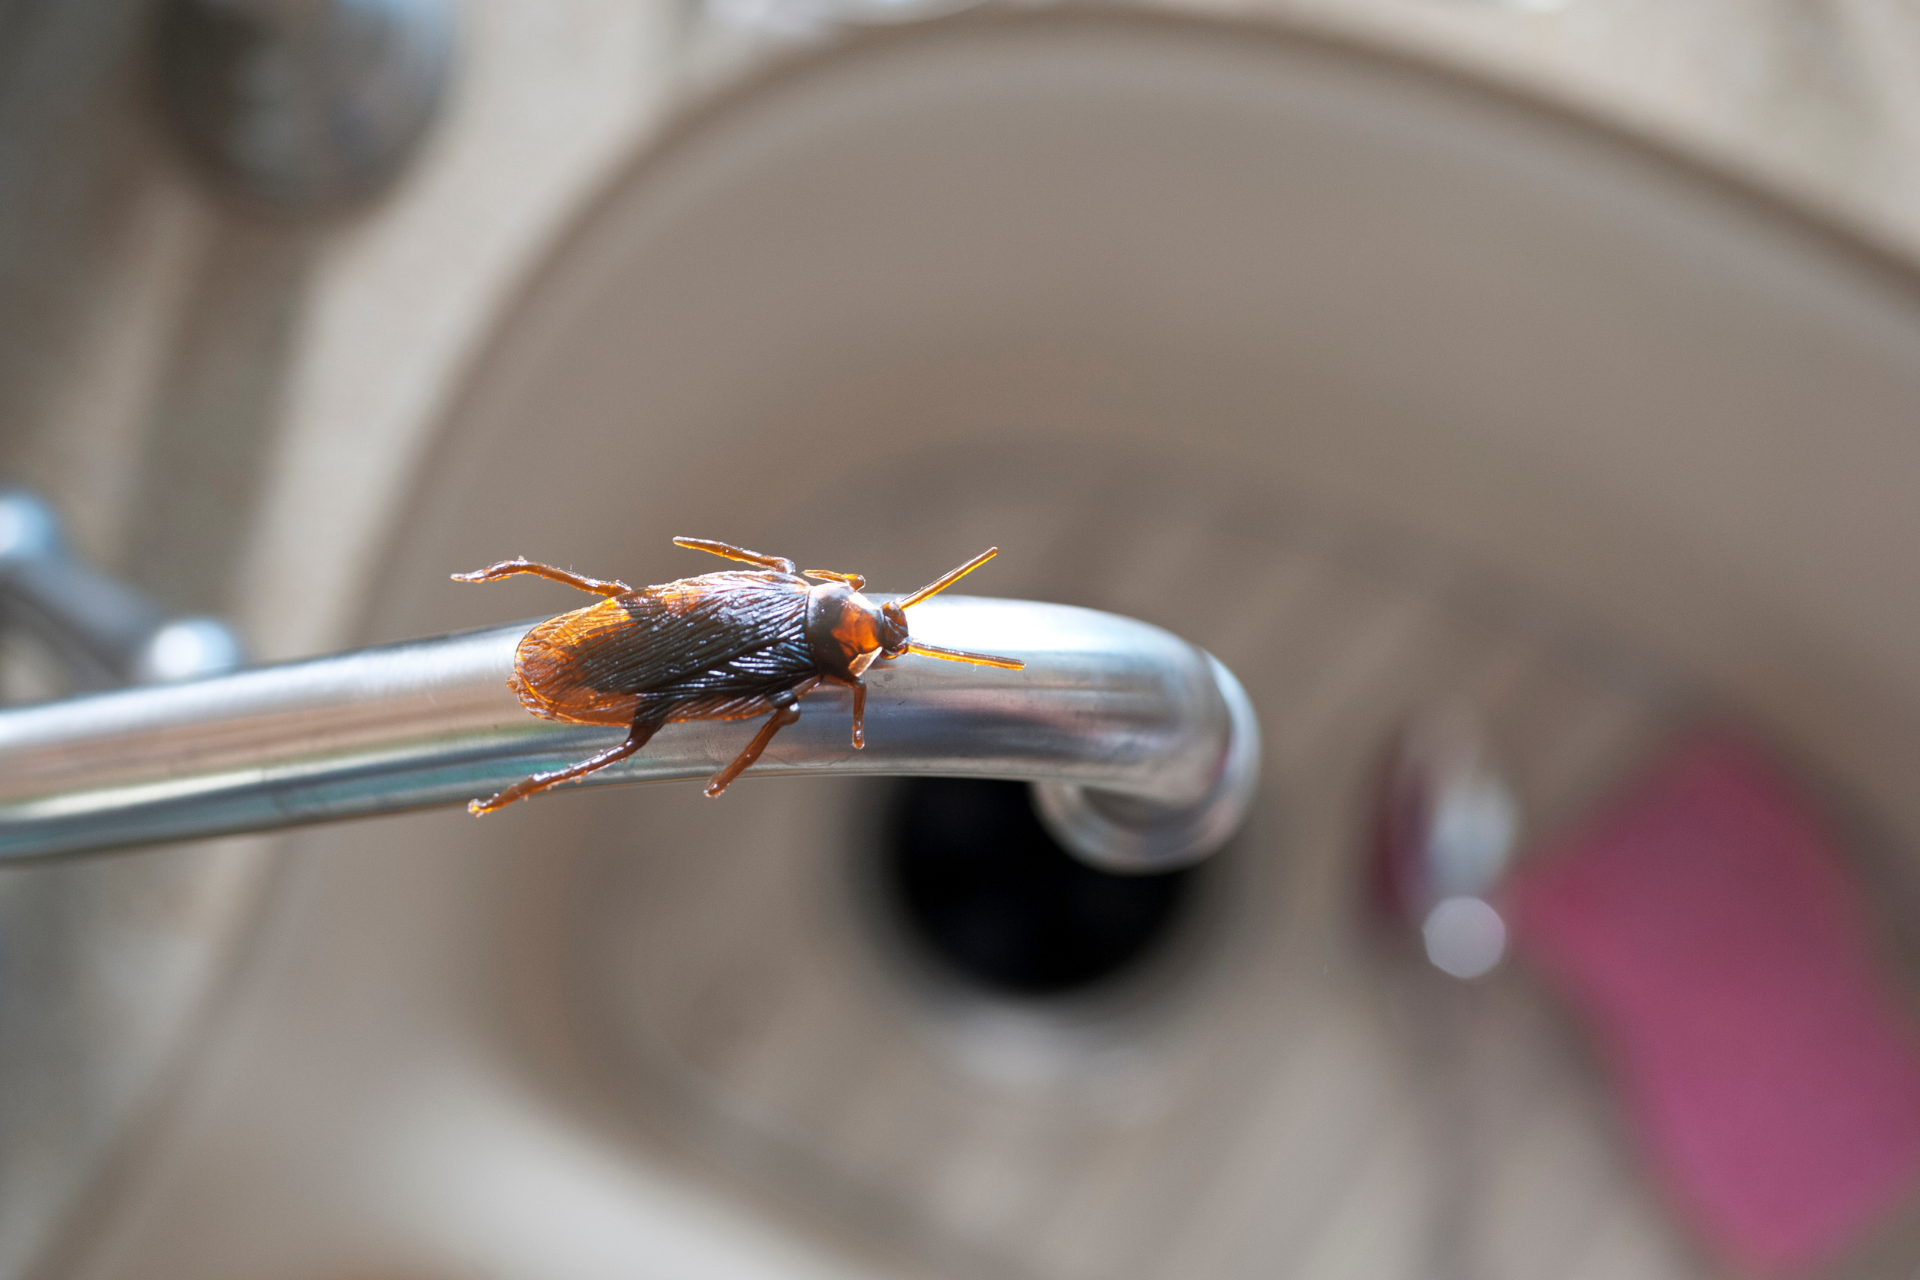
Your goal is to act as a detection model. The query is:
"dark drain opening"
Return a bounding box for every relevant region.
[880,778,1196,998]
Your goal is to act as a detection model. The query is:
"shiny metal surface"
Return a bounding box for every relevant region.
[154,0,456,211]
[1378,703,1521,979]
[1032,654,1262,873]
[0,491,246,690]
[0,596,1258,866]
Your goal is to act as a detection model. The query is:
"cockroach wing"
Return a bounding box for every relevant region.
[511,570,813,725]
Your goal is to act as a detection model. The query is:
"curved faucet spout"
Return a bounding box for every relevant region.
[0,597,1260,871]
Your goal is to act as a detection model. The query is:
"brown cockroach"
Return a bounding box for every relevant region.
[453,537,1023,814]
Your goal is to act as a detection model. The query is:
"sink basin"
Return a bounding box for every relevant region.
[64,13,1920,1279]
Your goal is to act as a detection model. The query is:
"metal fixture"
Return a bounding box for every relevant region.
[0,597,1259,868]
[1377,702,1520,979]
[154,0,457,211]
[0,491,246,691]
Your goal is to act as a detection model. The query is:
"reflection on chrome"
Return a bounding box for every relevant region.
[1379,701,1521,980]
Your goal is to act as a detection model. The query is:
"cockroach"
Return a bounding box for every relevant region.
[453,537,1024,814]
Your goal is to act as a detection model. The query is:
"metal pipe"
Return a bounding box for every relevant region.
[0,490,246,688]
[0,597,1259,872]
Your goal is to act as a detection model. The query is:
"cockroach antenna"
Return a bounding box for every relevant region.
[887,548,1024,670]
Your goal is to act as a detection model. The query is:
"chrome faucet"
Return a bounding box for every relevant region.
[0,497,1259,872]
[0,491,245,690]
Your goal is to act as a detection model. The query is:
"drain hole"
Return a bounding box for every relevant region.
[880,778,1195,998]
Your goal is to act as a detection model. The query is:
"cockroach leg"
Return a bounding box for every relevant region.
[849,678,866,749]
[452,558,631,597]
[706,694,802,797]
[469,714,663,814]
[671,537,797,575]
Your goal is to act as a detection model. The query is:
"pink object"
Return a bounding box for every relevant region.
[1505,737,1920,1277]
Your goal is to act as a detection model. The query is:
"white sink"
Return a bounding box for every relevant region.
[63,14,1920,1279]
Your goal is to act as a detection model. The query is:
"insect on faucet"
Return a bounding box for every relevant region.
[453,539,1025,812]
[0,535,1256,871]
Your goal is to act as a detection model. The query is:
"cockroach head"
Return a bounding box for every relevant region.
[880,600,910,658]
[876,547,1004,663]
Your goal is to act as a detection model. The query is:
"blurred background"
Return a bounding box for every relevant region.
[6,0,1920,1277]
